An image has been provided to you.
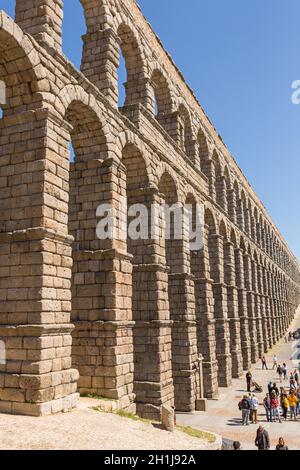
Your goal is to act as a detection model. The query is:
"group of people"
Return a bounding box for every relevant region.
[236,351,300,450]
[232,432,288,451]
[263,385,299,422]
[287,331,300,342]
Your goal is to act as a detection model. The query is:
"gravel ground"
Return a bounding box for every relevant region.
[0,400,218,450]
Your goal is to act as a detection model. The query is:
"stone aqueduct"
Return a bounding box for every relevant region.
[0,0,299,419]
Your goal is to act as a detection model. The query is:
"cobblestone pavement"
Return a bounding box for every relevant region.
[177,307,300,450]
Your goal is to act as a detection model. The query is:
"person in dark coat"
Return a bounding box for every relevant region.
[246,371,252,392]
[255,426,270,451]
[276,438,288,451]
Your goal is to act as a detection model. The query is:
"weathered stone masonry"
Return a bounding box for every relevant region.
[0,0,299,418]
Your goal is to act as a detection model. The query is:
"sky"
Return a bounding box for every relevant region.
[1,0,299,261]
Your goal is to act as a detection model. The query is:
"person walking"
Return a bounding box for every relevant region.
[271,393,282,423]
[246,371,252,392]
[263,394,272,422]
[276,438,288,451]
[282,363,287,381]
[239,395,251,426]
[261,356,268,370]
[277,365,283,383]
[251,394,259,424]
[272,355,278,370]
[288,391,298,421]
[280,393,289,421]
[255,426,270,451]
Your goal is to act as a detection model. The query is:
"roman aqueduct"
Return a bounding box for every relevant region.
[0,0,299,419]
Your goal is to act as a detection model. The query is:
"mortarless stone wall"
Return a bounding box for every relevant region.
[0,0,299,419]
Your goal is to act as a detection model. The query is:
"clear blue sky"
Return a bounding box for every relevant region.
[1,0,299,261]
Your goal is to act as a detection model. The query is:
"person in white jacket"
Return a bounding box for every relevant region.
[250,394,259,424]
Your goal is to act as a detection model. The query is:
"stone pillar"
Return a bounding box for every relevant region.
[209,235,232,387]
[235,248,251,370]
[266,269,276,346]
[81,28,120,107]
[251,259,264,357]
[224,241,243,377]
[191,226,218,399]
[129,187,174,419]
[70,157,136,410]
[257,264,269,352]
[15,0,63,51]
[203,160,216,201]
[0,109,78,416]
[243,253,259,363]
[228,189,237,224]
[216,176,228,212]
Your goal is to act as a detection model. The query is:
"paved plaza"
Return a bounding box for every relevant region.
[177,307,300,450]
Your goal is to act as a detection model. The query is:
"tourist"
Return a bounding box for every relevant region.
[296,388,300,416]
[261,356,268,370]
[280,392,289,421]
[267,381,273,396]
[276,438,288,451]
[282,363,287,381]
[272,355,278,370]
[239,395,251,426]
[277,365,283,383]
[271,382,279,397]
[263,394,272,422]
[250,393,259,424]
[233,441,241,450]
[246,371,252,392]
[295,370,299,386]
[255,426,270,451]
[288,391,298,421]
[271,392,282,423]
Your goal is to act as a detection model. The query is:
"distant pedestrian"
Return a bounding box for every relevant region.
[288,392,298,420]
[250,394,259,424]
[276,438,288,451]
[277,365,283,383]
[272,355,278,370]
[239,395,251,426]
[255,426,270,451]
[280,393,289,421]
[271,383,279,397]
[271,393,282,423]
[261,356,268,370]
[246,371,252,392]
[282,363,287,381]
[263,394,272,422]
[233,441,241,450]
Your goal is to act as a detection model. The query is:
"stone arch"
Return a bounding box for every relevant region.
[177,103,194,159]
[205,207,217,235]
[197,127,210,174]
[114,130,153,185]
[150,68,172,117]
[230,227,238,246]
[0,12,43,114]
[154,161,180,196]
[211,150,223,205]
[117,22,147,107]
[223,165,231,214]
[219,219,228,240]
